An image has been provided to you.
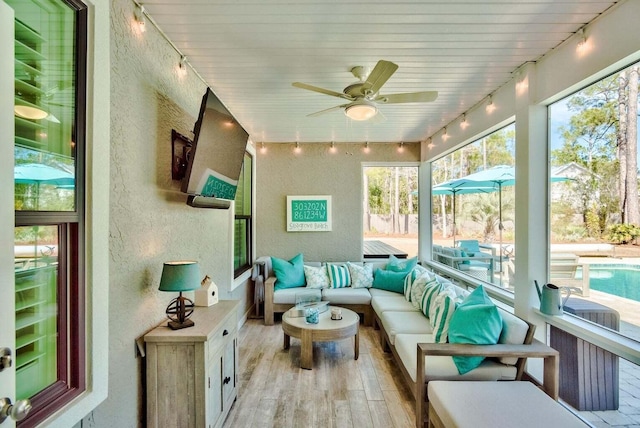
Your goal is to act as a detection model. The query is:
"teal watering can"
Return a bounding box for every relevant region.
[535,280,571,315]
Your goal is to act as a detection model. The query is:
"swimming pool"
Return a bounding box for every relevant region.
[587,264,640,302]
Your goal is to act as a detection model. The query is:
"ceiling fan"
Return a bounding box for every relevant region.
[292,60,438,121]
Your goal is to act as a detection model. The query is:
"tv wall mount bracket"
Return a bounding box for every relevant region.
[171,129,193,180]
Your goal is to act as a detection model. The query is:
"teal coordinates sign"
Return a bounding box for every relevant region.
[287,195,332,232]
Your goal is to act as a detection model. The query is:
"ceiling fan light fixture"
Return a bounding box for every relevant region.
[14,105,48,120]
[345,100,377,121]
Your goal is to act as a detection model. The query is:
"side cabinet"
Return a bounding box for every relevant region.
[144,300,240,428]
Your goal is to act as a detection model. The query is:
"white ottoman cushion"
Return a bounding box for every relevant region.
[428,381,587,428]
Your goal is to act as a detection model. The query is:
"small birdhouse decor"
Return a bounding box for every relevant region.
[195,275,218,307]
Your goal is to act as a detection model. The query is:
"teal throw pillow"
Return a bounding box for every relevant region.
[457,249,470,265]
[372,269,407,294]
[271,254,306,291]
[386,255,418,273]
[448,285,503,374]
[327,263,351,288]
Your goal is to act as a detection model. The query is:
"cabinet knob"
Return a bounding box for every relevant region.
[222,329,229,336]
[223,376,231,385]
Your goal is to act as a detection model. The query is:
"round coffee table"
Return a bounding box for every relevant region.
[282,306,359,370]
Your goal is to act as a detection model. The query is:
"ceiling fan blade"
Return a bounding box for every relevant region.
[307,104,349,117]
[377,91,438,104]
[362,60,398,94]
[292,82,353,100]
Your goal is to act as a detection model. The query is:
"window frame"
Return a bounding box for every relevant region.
[13,0,87,425]
[233,151,253,279]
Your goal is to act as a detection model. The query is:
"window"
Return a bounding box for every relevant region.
[549,61,640,343]
[11,0,87,425]
[363,166,418,259]
[430,124,515,288]
[234,152,252,277]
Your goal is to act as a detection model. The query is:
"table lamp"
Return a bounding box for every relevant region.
[159,260,200,330]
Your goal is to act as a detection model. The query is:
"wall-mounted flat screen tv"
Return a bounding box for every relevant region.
[181,87,249,205]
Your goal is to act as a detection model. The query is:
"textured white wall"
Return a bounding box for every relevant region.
[85,0,250,426]
[256,142,420,261]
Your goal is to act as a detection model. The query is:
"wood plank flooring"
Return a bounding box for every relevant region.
[223,319,415,428]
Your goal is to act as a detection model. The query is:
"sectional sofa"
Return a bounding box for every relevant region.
[259,255,560,428]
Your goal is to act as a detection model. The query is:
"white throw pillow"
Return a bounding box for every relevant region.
[304,265,330,289]
[347,262,373,288]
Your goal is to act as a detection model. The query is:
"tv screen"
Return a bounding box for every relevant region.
[181,87,249,202]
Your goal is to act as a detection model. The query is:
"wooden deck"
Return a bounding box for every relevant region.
[363,240,408,259]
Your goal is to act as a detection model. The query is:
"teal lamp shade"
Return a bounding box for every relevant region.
[159,261,200,330]
[159,261,200,292]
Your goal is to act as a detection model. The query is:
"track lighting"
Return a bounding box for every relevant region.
[135,4,146,33]
[330,141,336,153]
[398,142,404,153]
[260,142,266,153]
[460,114,469,130]
[576,28,589,54]
[294,141,301,153]
[427,138,435,149]
[486,95,496,114]
[178,55,188,77]
[364,141,370,153]
[442,127,450,141]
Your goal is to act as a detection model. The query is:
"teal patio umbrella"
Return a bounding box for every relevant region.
[447,165,569,266]
[432,184,496,246]
[15,163,75,209]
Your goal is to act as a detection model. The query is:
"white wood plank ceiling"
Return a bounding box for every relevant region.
[140,0,619,144]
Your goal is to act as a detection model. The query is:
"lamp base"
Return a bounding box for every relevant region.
[167,318,195,330]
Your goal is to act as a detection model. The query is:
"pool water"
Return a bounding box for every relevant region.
[587,265,640,302]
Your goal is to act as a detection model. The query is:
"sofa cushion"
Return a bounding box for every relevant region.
[386,255,418,273]
[272,254,306,291]
[498,310,531,365]
[322,288,372,305]
[304,265,330,289]
[327,263,351,288]
[448,285,503,374]
[273,287,321,304]
[347,262,373,288]
[371,294,418,315]
[379,311,433,345]
[394,333,517,383]
[372,269,407,293]
[369,288,401,298]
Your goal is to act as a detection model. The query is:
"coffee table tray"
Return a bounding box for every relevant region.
[288,301,329,318]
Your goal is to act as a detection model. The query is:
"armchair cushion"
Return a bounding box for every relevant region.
[448,285,503,374]
[395,333,517,383]
[271,253,306,290]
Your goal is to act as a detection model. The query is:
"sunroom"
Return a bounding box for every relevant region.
[3,0,640,427]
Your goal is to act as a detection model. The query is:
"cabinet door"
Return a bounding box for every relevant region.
[222,337,236,406]
[207,353,223,428]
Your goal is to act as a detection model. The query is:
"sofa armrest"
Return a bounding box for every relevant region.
[264,276,276,325]
[414,340,559,428]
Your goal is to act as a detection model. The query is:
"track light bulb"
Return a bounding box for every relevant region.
[486,96,496,114]
[460,114,469,130]
[135,4,146,33]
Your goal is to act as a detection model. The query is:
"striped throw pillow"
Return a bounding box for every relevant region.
[420,279,443,316]
[429,285,458,343]
[403,265,430,302]
[327,264,351,288]
[411,273,437,309]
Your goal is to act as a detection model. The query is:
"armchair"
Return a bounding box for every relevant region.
[414,323,560,428]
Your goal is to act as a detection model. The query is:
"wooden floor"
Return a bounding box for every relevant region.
[223,318,415,428]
